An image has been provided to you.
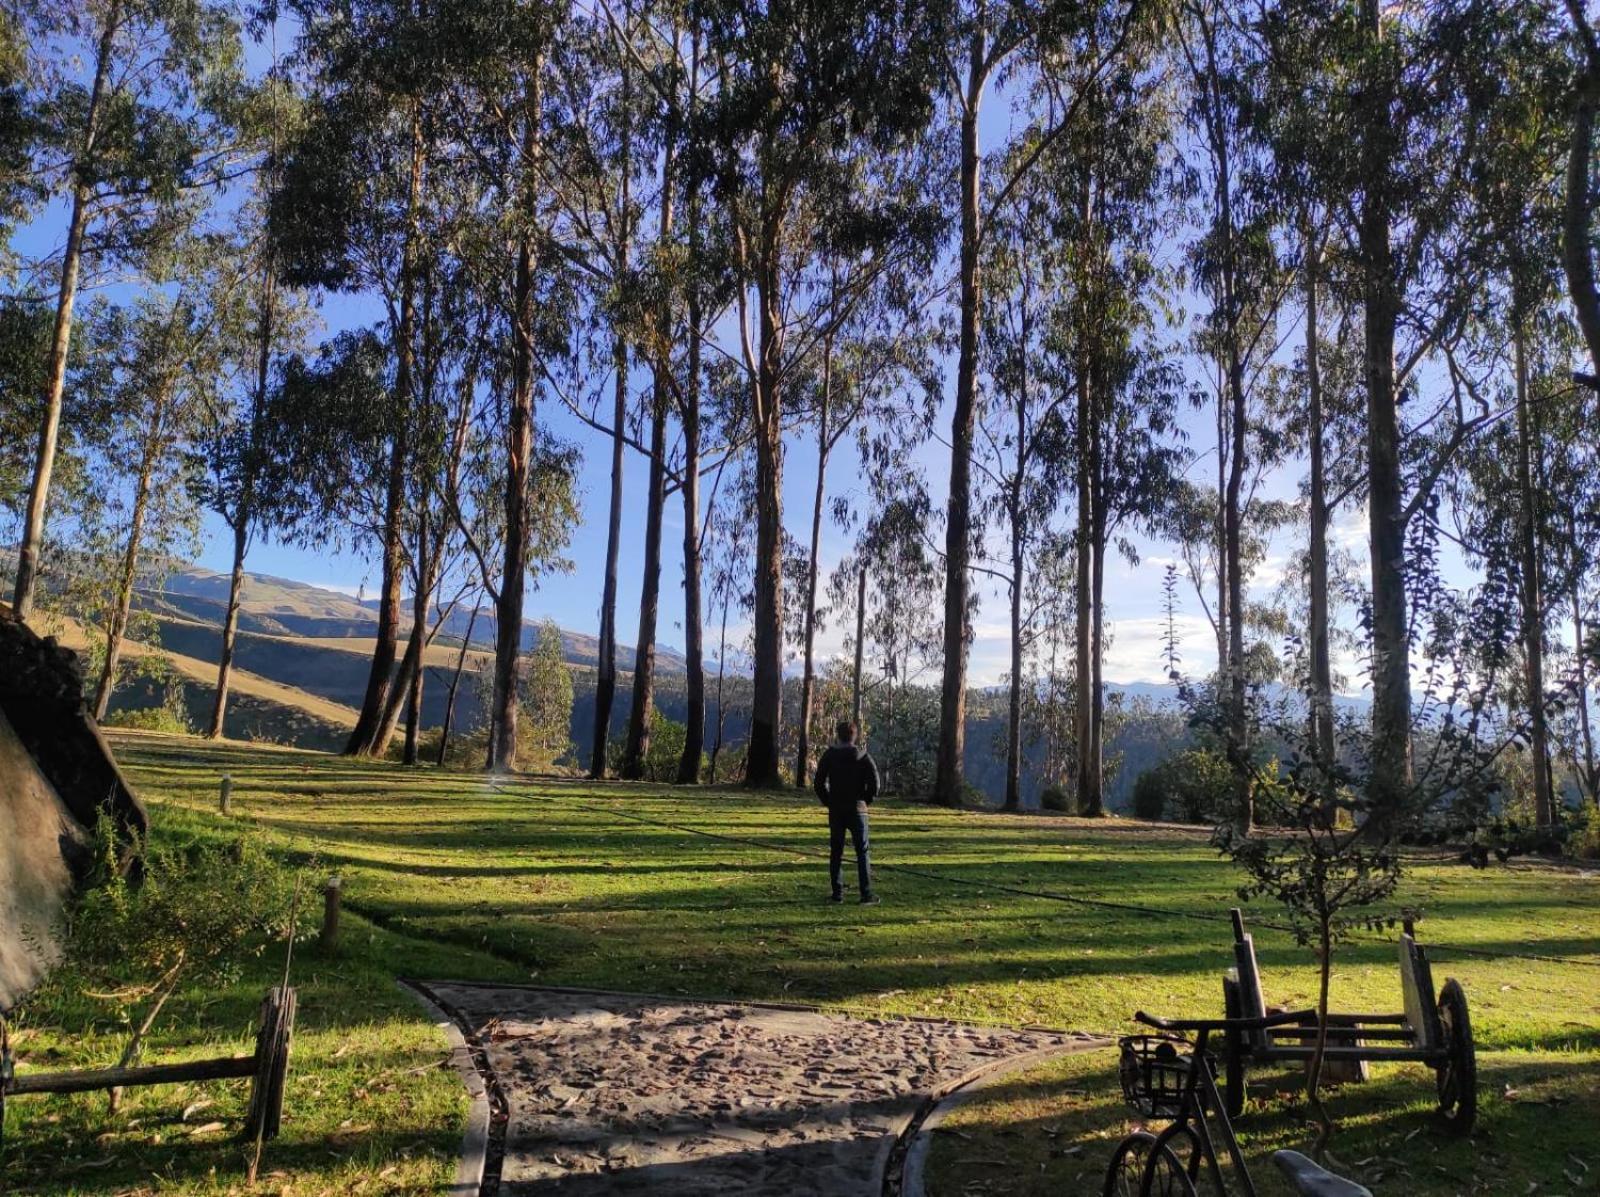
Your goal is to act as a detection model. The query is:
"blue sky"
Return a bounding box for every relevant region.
[9,19,1393,692]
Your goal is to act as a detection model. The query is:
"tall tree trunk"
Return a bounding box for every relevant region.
[1005,521,1024,812]
[209,246,277,739]
[744,222,786,789]
[91,406,165,721]
[590,52,633,780]
[1305,229,1336,780]
[676,315,706,784]
[1563,14,1600,377]
[1359,0,1410,817]
[1513,320,1554,825]
[592,334,627,777]
[1572,575,1598,805]
[623,110,676,781]
[1074,373,1096,817]
[437,602,479,766]
[347,104,424,756]
[12,2,120,623]
[934,27,986,807]
[795,344,832,788]
[675,33,705,787]
[710,594,729,784]
[1089,507,1106,815]
[622,389,667,779]
[851,565,866,728]
[490,68,543,773]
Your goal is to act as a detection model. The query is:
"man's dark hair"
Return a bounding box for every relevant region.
[836,720,856,744]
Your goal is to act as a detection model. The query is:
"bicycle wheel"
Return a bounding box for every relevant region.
[1103,1130,1195,1197]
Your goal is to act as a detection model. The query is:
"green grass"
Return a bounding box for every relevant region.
[5,732,1598,1195]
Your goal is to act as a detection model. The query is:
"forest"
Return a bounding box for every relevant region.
[4,0,1600,840]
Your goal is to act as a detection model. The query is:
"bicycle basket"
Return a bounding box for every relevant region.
[1118,1035,1192,1119]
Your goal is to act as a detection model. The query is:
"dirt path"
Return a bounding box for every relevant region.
[421,983,1091,1195]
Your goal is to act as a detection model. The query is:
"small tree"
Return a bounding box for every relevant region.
[519,618,573,770]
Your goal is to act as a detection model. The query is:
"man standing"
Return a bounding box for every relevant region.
[813,720,880,904]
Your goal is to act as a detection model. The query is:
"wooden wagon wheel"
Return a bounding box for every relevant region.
[1221,975,1248,1119]
[1433,978,1476,1135]
[244,986,296,1142]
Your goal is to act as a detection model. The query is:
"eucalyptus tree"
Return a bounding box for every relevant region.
[790,182,943,788]
[1258,0,1528,819]
[974,165,1073,810]
[932,0,1151,807]
[1048,10,1182,817]
[1175,0,1290,828]
[74,259,237,720]
[273,0,446,756]
[10,0,246,622]
[691,0,950,788]
[202,59,309,739]
[1454,6,1577,826]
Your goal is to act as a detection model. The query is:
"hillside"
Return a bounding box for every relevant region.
[44,563,1212,807]
[149,563,688,672]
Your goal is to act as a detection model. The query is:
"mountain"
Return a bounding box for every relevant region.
[149,564,688,674]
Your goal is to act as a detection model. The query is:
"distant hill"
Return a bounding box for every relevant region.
[147,563,688,674]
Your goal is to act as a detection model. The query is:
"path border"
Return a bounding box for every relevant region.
[894,1037,1111,1197]
[396,980,494,1197]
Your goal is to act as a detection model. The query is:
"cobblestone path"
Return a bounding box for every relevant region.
[425,983,1084,1195]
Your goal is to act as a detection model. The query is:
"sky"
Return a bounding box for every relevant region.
[7,17,1428,696]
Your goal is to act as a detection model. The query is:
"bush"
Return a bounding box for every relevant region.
[1040,785,1073,813]
[102,702,192,736]
[19,818,313,1056]
[1129,747,1234,824]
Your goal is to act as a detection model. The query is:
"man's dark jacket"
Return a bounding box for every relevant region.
[814,744,880,811]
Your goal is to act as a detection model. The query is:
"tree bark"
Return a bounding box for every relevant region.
[590,50,633,779]
[933,25,986,807]
[490,68,543,773]
[744,218,786,789]
[1359,1,1410,818]
[1513,320,1554,825]
[1563,18,1600,377]
[437,602,479,766]
[347,104,424,756]
[623,105,676,781]
[91,394,167,721]
[1571,574,1598,805]
[1003,398,1026,811]
[851,564,866,729]
[12,2,121,623]
[1305,229,1336,782]
[795,344,832,788]
[209,238,277,739]
[676,314,706,784]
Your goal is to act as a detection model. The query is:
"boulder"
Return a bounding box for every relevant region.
[0,612,146,1012]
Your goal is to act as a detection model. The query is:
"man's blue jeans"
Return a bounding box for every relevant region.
[829,803,872,898]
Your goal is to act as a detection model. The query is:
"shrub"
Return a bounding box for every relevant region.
[1040,785,1073,813]
[1129,747,1234,824]
[103,702,192,736]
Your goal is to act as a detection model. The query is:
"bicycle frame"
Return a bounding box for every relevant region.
[1145,1027,1259,1197]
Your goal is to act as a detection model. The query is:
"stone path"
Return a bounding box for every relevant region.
[423,983,1087,1196]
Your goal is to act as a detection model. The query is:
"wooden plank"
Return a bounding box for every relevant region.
[7,1054,256,1096]
[1400,935,1442,1051]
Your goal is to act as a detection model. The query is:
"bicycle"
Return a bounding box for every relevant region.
[1103,1009,1373,1197]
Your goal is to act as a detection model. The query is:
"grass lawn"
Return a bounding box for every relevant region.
[4,732,1597,1195]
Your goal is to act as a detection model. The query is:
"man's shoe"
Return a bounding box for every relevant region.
[859,894,880,905]
[829,892,844,904]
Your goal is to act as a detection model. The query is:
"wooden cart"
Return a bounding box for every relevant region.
[1,986,295,1146]
[1219,911,1476,1134]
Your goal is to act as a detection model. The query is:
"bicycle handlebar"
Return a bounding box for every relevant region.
[1134,1007,1318,1033]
